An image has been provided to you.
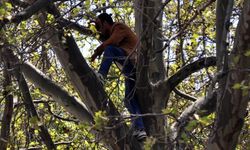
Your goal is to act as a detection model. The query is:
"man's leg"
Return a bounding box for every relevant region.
[124,76,144,129]
[98,45,144,126]
[98,45,146,139]
[123,70,146,140]
[98,45,126,78]
[122,61,145,128]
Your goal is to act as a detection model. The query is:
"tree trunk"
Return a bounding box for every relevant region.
[207,1,250,149]
[136,0,168,149]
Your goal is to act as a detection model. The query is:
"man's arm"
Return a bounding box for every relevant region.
[91,24,127,61]
[90,44,105,62]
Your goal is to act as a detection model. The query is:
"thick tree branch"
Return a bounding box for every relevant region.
[58,19,92,36]
[170,71,223,148]
[166,56,216,91]
[216,0,234,70]
[9,0,29,8]
[37,11,102,113]
[1,47,56,149]
[11,0,51,24]
[171,91,217,142]
[136,1,169,149]
[21,62,94,123]
[0,46,94,123]
[17,70,56,149]
[64,35,134,149]
[216,0,234,117]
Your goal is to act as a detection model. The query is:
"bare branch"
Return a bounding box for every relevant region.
[173,88,197,102]
[58,19,92,36]
[166,56,216,91]
[3,0,76,26]
[45,101,79,123]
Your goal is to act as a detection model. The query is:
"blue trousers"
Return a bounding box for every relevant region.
[98,45,144,129]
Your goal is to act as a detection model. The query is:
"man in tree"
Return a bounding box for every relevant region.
[91,13,146,141]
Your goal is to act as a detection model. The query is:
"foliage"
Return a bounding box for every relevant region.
[144,136,156,150]
[0,0,249,149]
[93,111,108,131]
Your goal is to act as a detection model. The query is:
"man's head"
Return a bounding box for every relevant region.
[95,13,114,35]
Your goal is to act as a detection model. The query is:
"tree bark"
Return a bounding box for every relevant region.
[0,63,14,150]
[21,62,94,123]
[207,0,250,149]
[136,0,169,149]
[17,71,56,149]
[216,0,233,71]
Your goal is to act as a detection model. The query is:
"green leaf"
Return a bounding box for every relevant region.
[244,50,250,57]
[5,2,13,9]
[186,120,197,131]
[233,55,240,65]
[181,133,189,141]
[85,0,90,8]
[144,136,156,150]
[241,85,250,96]
[196,115,211,126]
[0,8,5,16]
[89,24,97,33]
[30,116,42,129]
[93,111,108,130]
[232,83,242,90]
[193,33,199,39]
[71,8,80,18]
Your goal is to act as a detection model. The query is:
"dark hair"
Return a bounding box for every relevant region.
[97,13,114,25]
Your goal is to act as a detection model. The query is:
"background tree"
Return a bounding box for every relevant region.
[0,0,249,149]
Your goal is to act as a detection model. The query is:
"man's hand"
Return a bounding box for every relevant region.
[90,44,105,62]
